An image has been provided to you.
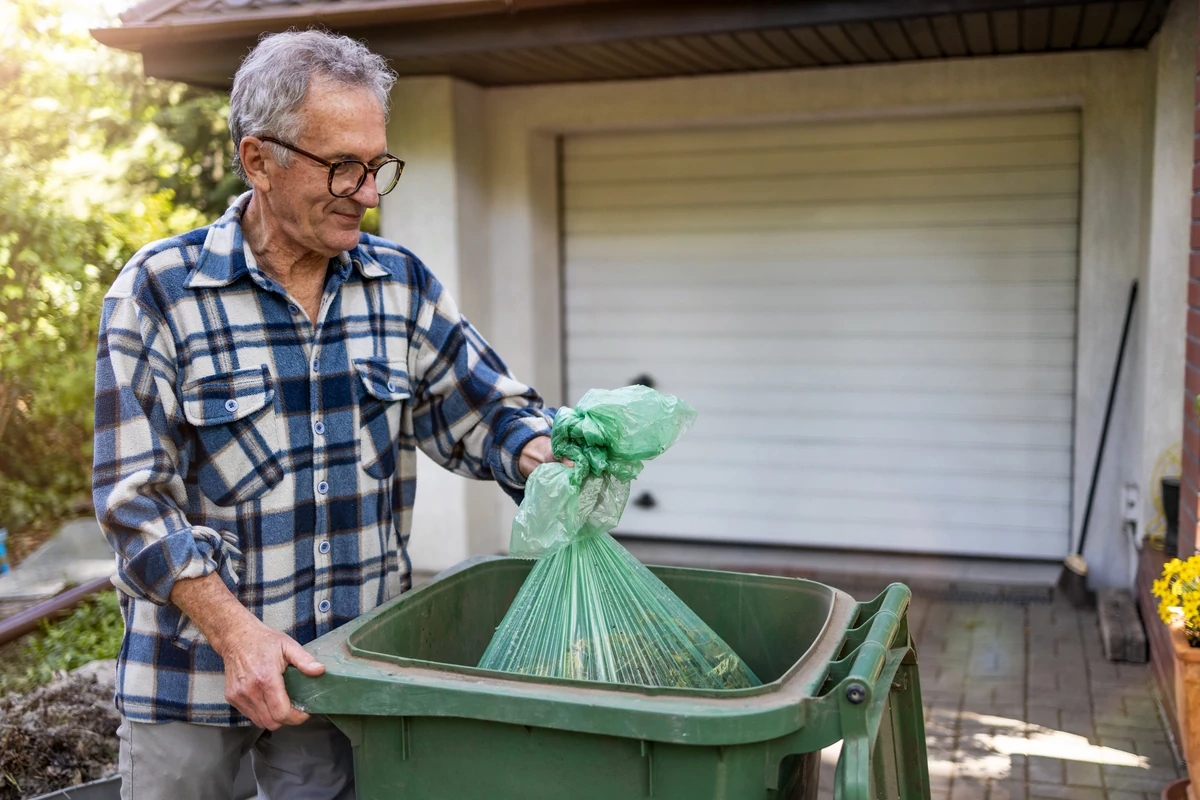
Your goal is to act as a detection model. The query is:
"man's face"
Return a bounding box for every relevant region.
[262,77,388,257]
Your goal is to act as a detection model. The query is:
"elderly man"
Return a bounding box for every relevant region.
[93,30,557,799]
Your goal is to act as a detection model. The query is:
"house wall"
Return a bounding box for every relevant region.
[381,8,1193,585]
[380,77,500,570]
[1183,2,1200,557]
[1134,0,1194,564]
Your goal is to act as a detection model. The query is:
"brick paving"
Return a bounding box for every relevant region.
[817,594,1183,800]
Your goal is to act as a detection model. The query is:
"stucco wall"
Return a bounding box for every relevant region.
[381,8,1193,585]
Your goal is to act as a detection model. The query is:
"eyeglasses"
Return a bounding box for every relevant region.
[258,136,404,198]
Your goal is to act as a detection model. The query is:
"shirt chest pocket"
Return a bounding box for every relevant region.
[182,365,286,506]
[354,358,411,480]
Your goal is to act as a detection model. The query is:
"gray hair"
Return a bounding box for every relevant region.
[229,30,397,182]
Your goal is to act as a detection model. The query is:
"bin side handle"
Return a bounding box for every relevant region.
[763,583,917,796]
[827,583,910,702]
[833,647,906,800]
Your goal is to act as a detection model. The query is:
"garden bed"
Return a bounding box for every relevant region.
[0,593,122,799]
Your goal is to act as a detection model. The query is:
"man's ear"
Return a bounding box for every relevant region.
[239,137,271,192]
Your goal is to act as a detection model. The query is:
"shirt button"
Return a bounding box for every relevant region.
[318,540,331,555]
[317,481,329,495]
[318,600,331,614]
[312,357,320,372]
[224,399,239,413]
[386,380,396,393]
[314,420,326,435]
[287,304,300,315]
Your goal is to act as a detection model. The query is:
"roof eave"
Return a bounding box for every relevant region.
[91,0,618,52]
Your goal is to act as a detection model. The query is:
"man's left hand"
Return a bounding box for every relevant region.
[518,435,570,479]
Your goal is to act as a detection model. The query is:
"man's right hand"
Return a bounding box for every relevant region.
[169,572,324,730]
[217,617,325,730]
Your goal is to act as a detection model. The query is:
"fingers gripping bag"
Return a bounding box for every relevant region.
[478,386,761,690]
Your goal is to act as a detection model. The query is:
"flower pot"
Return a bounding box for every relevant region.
[1161,777,1189,800]
[1171,625,1200,789]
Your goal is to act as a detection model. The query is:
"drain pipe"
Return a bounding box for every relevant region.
[0,575,114,647]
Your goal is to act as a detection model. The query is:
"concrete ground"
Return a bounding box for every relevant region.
[0,517,113,617]
[817,592,1183,800]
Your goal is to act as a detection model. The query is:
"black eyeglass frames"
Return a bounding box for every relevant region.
[257,136,404,198]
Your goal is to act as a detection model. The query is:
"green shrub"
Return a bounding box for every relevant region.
[0,591,123,696]
[0,0,236,541]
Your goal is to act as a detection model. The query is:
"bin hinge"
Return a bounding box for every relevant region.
[641,740,655,797]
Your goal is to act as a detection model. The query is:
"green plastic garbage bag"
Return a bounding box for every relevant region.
[478,386,760,690]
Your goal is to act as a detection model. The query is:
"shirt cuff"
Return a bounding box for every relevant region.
[489,408,555,504]
[112,527,241,606]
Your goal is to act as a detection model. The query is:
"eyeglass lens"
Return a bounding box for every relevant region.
[331,160,401,197]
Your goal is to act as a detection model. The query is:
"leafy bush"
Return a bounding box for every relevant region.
[0,0,238,543]
[0,591,123,696]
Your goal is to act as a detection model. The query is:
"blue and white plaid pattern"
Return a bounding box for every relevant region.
[93,192,552,725]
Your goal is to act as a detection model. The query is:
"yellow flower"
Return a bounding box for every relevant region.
[1158,557,1200,628]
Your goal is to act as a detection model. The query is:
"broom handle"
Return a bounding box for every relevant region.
[1075,279,1138,557]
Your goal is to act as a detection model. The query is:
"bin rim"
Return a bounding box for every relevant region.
[286,557,871,746]
[351,558,842,699]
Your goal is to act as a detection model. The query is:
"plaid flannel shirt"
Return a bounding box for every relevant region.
[93,192,552,725]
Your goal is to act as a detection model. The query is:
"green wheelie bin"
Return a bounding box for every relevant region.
[285,556,931,800]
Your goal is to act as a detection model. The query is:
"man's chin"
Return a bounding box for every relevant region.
[322,228,362,253]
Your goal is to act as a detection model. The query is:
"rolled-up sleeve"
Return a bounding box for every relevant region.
[407,265,553,500]
[92,293,236,605]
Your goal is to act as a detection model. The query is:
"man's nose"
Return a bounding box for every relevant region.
[351,172,380,208]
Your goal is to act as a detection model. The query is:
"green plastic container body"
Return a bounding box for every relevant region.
[286,556,931,800]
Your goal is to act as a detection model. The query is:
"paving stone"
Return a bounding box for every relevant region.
[1027,691,1084,712]
[1132,740,1181,770]
[987,781,1029,800]
[1106,792,1152,800]
[923,690,967,707]
[928,768,952,791]
[1096,724,1170,743]
[1102,764,1181,784]
[1058,712,1096,737]
[1027,756,1065,785]
[951,779,989,800]
[1006,754,1028,783]
[1100,733,1140,748]
[1094,712,1171,732]
[925,717,958,736]
[964,704,1027,723]
[989,684,1026,704]
[1029,674,1059,692]
[953,751,1018,782]
[1121,698,1161,717]
[1027,782,1105,800]
[1108,660,1147,677]
[1026,707,1061,730]
[1103,774,1179,793]
[1063,760,1103,787]
[1054,700,1095,718]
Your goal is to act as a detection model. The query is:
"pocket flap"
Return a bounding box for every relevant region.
[182,365,275,426]
[354,358,411,401]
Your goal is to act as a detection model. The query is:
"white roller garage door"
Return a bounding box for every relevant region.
[562,111,1079,559]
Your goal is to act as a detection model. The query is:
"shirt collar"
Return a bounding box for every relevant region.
[185,191,390,289]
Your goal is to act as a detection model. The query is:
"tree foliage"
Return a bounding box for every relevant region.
[0,0,240,541]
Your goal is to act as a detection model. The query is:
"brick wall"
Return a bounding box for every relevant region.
[1184,4,1200,556]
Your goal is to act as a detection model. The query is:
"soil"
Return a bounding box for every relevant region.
[0,660,119,800]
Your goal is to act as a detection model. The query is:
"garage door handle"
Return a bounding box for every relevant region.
[633,492,657,510]
[631,373,656,389]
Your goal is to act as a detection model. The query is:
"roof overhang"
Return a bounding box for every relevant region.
[92,0,1172,89]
